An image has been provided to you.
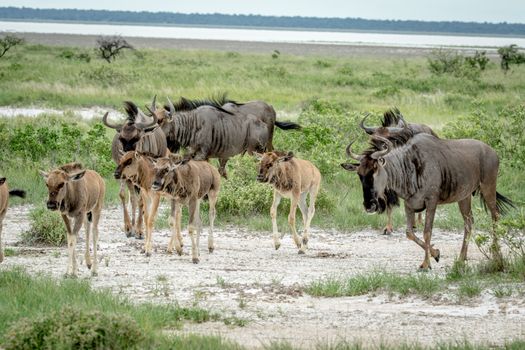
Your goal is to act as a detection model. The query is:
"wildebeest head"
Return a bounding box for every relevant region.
[255,151,294,183]
[103,101,158,152]
[151,154,188,191]
[114,151,142,180]
[145,95,174,128]
[341,138,392,214]
[39,166,87,211]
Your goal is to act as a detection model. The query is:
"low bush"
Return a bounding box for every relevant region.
[427,49,485,80]
[21,206,66,246]
[3,306,144,350]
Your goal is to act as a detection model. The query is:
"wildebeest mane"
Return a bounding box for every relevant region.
[164,93,239,114]
[123,101,138,122]
[381,107,403,127]
[60,162,84,173]
[362,127,415,157]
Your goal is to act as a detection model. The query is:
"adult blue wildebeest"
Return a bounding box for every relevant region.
[344,124,514,270]
[146,95,300,178]
[346,108,438,234]
[103,101,167,238]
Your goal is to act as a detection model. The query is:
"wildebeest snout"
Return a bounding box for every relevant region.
[47,201,59,211]
[114,169,122,179]
[151,180,162,191]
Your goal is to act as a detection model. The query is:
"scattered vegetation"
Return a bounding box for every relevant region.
[21,206,66,246]
[427,49,489,79]
[0,34,24,59]
[96,35,134,63]
[497,44,525,72]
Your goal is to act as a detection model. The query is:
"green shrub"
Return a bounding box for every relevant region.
[427,49,483,80]
[442,105,525,169]
[3,306,144,350]
[498,44,525,72]
[21,206,66,246]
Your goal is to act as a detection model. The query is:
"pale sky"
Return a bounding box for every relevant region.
[0,0,524,24]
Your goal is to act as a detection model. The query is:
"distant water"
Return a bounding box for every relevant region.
[1,21,524,48]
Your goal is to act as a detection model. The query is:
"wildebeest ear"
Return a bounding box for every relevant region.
[378,158,386,167]
[278,152,294,163]
[39,170,49,179]
[0,177,5,185]
[68,170,86,181]
[340,163,358,172]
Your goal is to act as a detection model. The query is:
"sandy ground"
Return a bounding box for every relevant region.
[1,204,524,349]
[12,32,501,58]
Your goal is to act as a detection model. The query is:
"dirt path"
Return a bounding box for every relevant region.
[1,205,524,349]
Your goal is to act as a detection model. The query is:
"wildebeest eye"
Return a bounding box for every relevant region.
[57,183,64,189]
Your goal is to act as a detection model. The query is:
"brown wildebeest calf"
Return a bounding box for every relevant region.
[0,177,25,263]
[151,154,220,263]
[40,163,105,277]
[114,151,165,257]
[255,151,321,254]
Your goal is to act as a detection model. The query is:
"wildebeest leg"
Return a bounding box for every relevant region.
[134,188,145,240]
[289,191,304,254]
[405,206,440,261]
[168,201,183,256]
[416,212,423,227]
[420,203,438,270]
[271,190,282,250]
[208,190,218,253]
[0,211,5,263]
[140,193,151,256]
[83,212,92,271]
[298,192,309,245]
[144,194,161,257]
[304,184,320,247]
[458,197,473,262]
[218,158,229,179]
[91,204,102,277]
[119,180,132,237]
[480,183,503,264]
[188,198,201,264]
[384,206,394,235]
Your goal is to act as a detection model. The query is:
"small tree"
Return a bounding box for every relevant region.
[497,44,525,73]
[0,34,24,58]
[96,35,133,63]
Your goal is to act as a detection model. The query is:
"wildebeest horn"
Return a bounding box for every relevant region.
[167,97,175,115]
[144,105,155,116]
[371,135,393,159]
[360,113,377,135]
[150,95,157,112]
[102,112,123,130]
[345,140,363,161]
[135,110,158,129]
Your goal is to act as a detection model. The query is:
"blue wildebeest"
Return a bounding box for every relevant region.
[151,154,221,263]
[0,177,25,263]
[346,108,438,234]
[40,163,105,277]
[103,101,167,238]
[344,126,514,270]
[255,151,321,254]
[146,95,300,178]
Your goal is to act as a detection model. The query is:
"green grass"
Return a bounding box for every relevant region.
[306,257,525,299]
[0,267,217,346]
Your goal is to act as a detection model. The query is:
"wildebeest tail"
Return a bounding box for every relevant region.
[275,121,301,130]
[478,191,516,216]
[9,189,26,198]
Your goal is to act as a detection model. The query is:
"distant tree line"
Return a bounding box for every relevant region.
[0,7,524,36]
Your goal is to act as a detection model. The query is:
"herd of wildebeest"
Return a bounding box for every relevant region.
[0,95,516,277]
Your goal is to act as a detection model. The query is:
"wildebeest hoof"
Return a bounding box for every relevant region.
[208,247,214,253]
[126,231,133,238]
[64,273,77,279]
[274,243,281,250]
[192,258,200,264]
[176,249,183,256]
[145,251,151,257]
[302,237,309,245]
[382,229,392,235]
[91,271,98,277]
[86,263,92,270]
[433,250,441,263]
[298,249,306,255]
[135,233,144,240]
[418,265,431,272]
